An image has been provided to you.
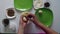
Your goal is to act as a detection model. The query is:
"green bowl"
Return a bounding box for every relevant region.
[35,8,53,27]
[14,0,33,11]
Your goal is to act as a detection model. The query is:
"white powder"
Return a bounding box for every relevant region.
[33,0,44,9]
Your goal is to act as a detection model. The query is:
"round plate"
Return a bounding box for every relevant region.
[35,8,53,27]
[33,0,47,9]
[14,0,33,11]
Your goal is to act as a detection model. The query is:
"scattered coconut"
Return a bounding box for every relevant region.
[39,10,43,14]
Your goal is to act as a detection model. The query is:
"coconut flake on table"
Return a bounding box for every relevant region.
[33,0,44,9]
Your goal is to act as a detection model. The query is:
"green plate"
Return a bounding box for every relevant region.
[35,8,53,27]
[14,0,33,11]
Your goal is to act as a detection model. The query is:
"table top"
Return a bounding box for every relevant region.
[0,0,60,33]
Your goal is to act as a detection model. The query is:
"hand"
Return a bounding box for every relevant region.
[20,15,28,28]
[18,15,28,34]
[26,13,39,25]
[27,13,37,22]
[18,13,58,34]
[26,13,58,34]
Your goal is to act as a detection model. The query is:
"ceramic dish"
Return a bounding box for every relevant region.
[6,8,16,19]
[35,8,53,27]
[33,0,46,9]
[14,0,33,11]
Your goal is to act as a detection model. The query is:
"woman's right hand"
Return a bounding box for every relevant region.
[27,13,58,34]
[27,13,38,23]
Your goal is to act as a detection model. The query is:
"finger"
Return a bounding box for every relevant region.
[27,13,36,21]
[27,13,36,18]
